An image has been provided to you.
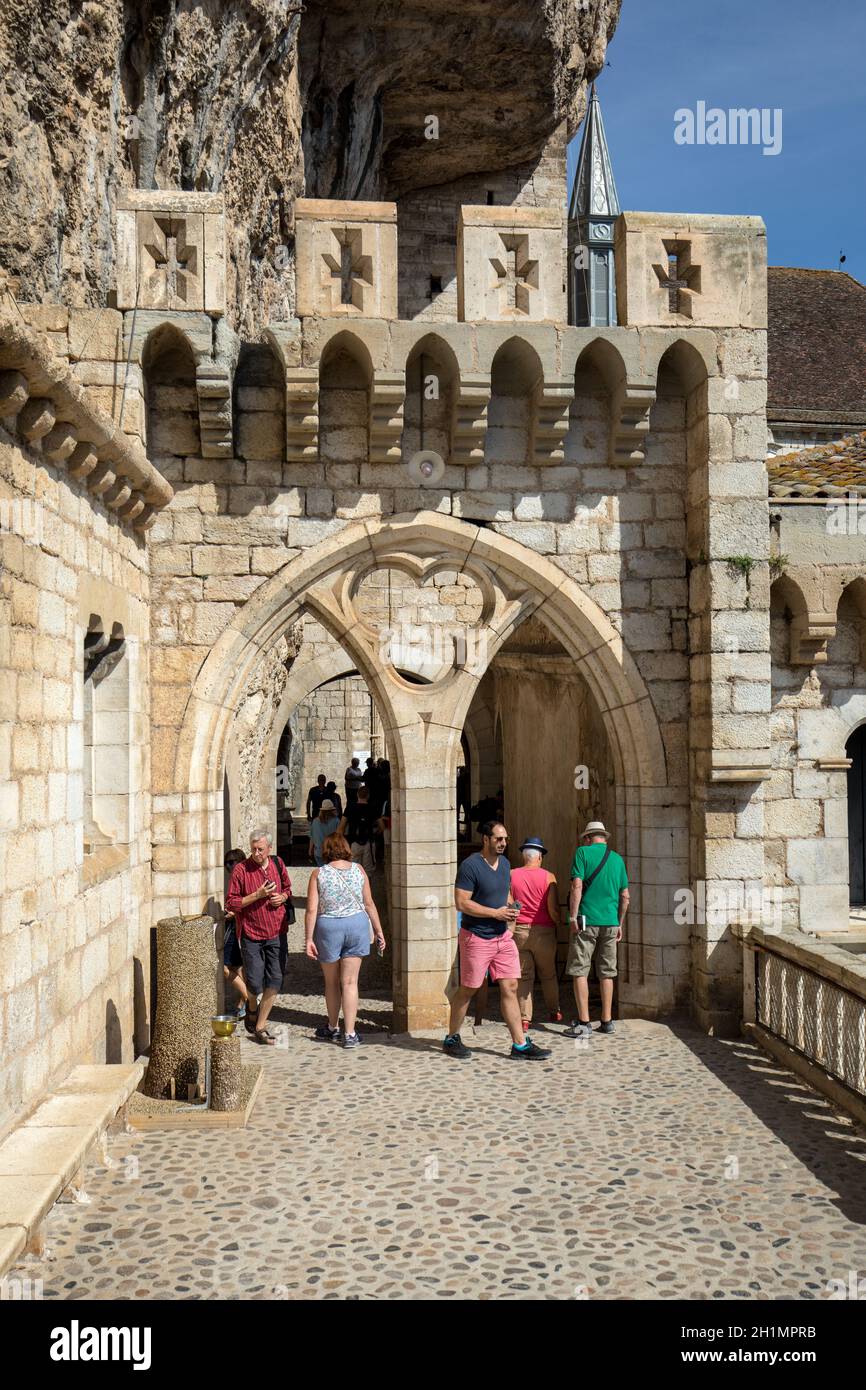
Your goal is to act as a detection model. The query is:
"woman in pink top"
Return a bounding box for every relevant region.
[510,836,562,1030]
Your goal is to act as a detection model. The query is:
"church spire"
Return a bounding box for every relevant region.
[569,84,621,326]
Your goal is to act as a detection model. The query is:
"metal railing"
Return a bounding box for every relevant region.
[751,931,866,1100]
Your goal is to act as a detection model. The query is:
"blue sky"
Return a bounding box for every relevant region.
[567,0,866,282]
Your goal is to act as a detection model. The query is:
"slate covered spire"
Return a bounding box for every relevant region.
[568,84,621,326]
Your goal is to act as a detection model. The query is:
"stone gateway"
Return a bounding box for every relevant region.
[1,1,864,1147]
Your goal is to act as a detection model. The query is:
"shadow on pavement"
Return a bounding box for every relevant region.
[673,1018,866,1227]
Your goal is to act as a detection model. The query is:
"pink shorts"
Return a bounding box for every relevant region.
[458,927,521,989]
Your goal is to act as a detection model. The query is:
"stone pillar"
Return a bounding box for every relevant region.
[689,352,771,1036]
[143,915,218,1098]
[390,723,460,1032]
[210,1034,241,1111]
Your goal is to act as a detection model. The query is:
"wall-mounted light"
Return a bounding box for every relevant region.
[406,350,445,485]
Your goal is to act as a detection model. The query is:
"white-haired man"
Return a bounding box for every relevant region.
[226,830,292,1045]
[566,820,629,1037]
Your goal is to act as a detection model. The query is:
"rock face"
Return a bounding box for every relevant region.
[300,0,622,198]
[0,0,620,330]
[0,0,304,334]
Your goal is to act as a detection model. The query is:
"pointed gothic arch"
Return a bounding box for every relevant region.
[163,512,672,1027]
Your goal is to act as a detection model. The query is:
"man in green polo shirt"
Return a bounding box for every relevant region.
[566,820,629,1037]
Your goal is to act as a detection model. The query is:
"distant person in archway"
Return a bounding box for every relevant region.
[345,757,364,806]
[510,836,562,1030]
[305,832,385,1048]
[566,820,629,1037]
[340,784,376,873]
[445,821,552,1062]
[470,788,504,839]
[325,781,343,818]
[376,758,391,814]
[306,773,327,821]
[308,799,340,867]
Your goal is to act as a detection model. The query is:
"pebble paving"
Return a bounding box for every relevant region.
[13,937,866,1301]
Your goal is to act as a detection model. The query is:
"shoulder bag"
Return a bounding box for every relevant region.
[273,854,296,925]
[575,845,611,931]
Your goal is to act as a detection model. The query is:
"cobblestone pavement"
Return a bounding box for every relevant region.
[13,945,866,1301]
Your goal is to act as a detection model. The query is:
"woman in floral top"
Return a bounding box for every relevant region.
[305,832,386,1048]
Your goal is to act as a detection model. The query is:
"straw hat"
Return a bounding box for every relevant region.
[581,820,609,839]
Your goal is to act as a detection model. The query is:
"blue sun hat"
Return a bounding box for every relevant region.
[518,836,548,855]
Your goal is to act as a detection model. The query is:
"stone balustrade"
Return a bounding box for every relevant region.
[737,922,866,1126]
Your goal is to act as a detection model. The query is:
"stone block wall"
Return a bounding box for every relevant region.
[396,125,568,322]
[766,522,866,933]
[104,206,779,1032]
[290,675,374,811]
[142,317,729,1018]
[0,427,152,1136]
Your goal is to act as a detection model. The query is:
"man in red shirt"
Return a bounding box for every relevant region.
[226,830,292,1045]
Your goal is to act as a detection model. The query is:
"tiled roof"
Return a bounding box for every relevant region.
[768,267,866,421]
[767,432,866,498]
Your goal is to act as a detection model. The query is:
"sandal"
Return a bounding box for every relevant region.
[244,1009,259,1036]
[253,1029,276,1045]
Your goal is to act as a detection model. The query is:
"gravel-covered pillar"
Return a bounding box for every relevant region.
[210,1035,242,1112]
[143,915,217,1100]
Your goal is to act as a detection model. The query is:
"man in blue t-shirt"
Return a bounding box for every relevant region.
[443,821,552,1063]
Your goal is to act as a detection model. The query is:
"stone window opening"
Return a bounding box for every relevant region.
[402,335,458,464]
[142,323,200,459]
[486,337,543,466]
[654,239,702,318]
[233,341,286,463]
[83,618,130,856]
[318,332,373,464]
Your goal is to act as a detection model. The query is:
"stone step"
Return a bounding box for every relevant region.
[0,1060,144,1278]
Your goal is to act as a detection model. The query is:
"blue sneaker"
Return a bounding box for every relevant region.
[314,1024,340,1042]
[509,1039,552,1060]
[566,1019,592,1039]
[597,1019,615,1035]
[342,1031,362,1049]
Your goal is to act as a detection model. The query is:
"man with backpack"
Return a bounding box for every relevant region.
[226,830,293,1045]
[566,820,629,1038]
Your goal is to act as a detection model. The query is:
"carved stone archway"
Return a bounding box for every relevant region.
[163,512,671,1029]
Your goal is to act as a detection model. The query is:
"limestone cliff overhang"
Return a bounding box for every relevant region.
[768,432,866,500]
[0,309,173,531]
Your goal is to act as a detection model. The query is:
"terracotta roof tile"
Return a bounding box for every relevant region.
[768,267,866,419]
[767,432,866,498]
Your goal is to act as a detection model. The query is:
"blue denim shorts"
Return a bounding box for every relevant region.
[313,911,371,963]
